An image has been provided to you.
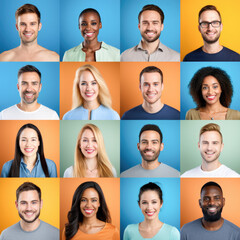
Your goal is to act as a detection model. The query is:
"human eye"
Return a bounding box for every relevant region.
[20,22,26,26]
[81,198,86,202]
[80,22,87,26]
[202,86,208,90]
[141,140,148,144]
[91,22,97,26]
[153,21,159,25]
[80,82,87,86]
[141,201,147,204]
[212,21,220,27]
[92,81,97,85]
[152,140,159,144]
[32,82,38,86]
[200,22,208,28]
[203,197,210,202]
[154,83,159,86]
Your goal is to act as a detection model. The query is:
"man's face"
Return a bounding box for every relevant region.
[17,72,42,105]
[140,72,163,105]
[198,131,223,164]
[199,185,225,222]
[15,190,42,224]
[137,130,164,162]
[16,13,42,44]
[198,10,222,44]
[138,10,163,43]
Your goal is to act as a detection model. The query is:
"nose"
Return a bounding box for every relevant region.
[207,23,214,30]
[208,86,213,94]
[147,22,153,30]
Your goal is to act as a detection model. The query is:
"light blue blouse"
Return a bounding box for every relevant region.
[62,105,120,120]
[1,155,57,177]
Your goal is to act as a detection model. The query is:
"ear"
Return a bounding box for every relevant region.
[198,199,202,208]
[198,142,200,149]
[160,143,164,151]
[99,22,102,29]
[16,23,19,31]
[17,83,20,91]
[220,143,224,152]
[198,25,201,33]
[137,143,140,150]
[222,197,225,207]
[38,22,42,31]
[161,23,164,31]
[15,200,18,209]
[40,200,43,210]
[39,83,42,93]
[161,83,164,91]
[138,23,140,30]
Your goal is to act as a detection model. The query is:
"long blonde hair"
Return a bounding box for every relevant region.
[72,64,112,110]
[73,124,114,177]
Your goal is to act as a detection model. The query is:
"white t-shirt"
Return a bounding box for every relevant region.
[0,104,59,120]
[181,164,240,178]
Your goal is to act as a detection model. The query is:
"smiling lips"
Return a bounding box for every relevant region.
[206,95,216,101]
[86,149,95,154]
[84,32,94,37]
[24,148,34,153]
[146,211,155,216]
[85,92,95,98]
[84,209,94,214]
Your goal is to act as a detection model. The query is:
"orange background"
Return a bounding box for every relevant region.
[60,178,120,238]
[181,178,240,227]
[0,120,60,177]
[0,178,60,234]
[181,0,240,61]
[120,62,180,117]
[60,62,120,119]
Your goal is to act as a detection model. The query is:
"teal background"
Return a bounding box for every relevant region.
[60,120,120,177]
[181,120,240,174]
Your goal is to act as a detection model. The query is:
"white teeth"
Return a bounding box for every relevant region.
[146,212,154,216]
[85,209,93,214]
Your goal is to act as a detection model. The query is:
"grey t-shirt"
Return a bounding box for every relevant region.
[0,220,59,240]
[181,218,240,240]
[120,163,180,177]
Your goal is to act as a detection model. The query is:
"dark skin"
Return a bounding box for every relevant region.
[79,12,102,62]
[199,185,225,231]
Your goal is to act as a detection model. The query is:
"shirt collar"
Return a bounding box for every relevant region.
[80,41,108,50]
[136,40,163,52]
[20,154,40,166]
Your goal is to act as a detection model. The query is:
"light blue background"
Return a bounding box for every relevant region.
[120,0,180,53]
[120,120,180,173]
[60,0,120,60]
[0,0,60,54]
[0,62,60,115]
[180,62,240,119]
[120,178,180,239]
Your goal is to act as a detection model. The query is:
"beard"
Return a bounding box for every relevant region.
[142,31,160,43]
[202,206,222,222]
[139,148,160,162]
[22,91,38,104]
[201,31,221,44]
[19,210,40,224]
[201,151,220,164]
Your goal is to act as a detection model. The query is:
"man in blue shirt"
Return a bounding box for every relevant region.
[183,5,240,61]
[121,66,179,120]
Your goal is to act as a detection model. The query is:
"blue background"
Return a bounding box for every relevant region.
[60,0,120,61]
[180,62,240,119]
[120,0,180,53]
[120,178,180,239]
[0,62,60,115]
[0,0,60,55]
[120,120,180,173]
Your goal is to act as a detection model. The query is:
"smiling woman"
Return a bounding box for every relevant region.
[0,123,57,177]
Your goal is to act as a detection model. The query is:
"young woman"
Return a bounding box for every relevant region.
[62,64,120,120]
[63,8,120,62]
[63,124,117,178]
[186,67,240,120]
[1,123,57,177]
[63,181,119,240]
[123,182,180,240]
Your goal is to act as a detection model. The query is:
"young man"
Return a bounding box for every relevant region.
[120,124,180,177]
[181,123,240,177]
[181,181,240,239]
[0,4,59,61]
[121,4,179,62]
[0,65,59,120]
[121,66,179,120]
[0,182,59,240]
[183,5,240,61]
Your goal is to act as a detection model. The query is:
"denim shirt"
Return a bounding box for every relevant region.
[1,155,57,177]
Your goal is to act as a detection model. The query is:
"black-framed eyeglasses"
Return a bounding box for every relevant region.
[199,21,221,28]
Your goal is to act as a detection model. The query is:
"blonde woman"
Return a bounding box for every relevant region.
[63,124,117,177]
[62,64,120,120]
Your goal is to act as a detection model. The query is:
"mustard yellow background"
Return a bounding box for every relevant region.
[181,0,240,60]
[181,178,240,227]
[0,178,60,234]
[60,178,120,238]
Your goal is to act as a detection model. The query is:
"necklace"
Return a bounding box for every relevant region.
[86,166,98,172]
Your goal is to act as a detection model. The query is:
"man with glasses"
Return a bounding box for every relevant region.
[183,5,240,61]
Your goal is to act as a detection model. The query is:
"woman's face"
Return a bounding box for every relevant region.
[201,76,222,106]
[139,190,162,220]
[79,129,98,159]
[79,11,102,41]
[19,128,40,158]
[79,70,99,105]
[80,188,100,218]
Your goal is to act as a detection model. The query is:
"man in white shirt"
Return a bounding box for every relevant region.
[0,65,59,120]
[181,123,239,177]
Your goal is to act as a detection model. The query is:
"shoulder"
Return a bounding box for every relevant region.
[45,159,56,168]
[162,223,180,238]
[227,108,240,120]
[0,222,21,236]
[63,166,73,178]
[222,47,240,56]
[181,166,201,178]
[159,163,180,177]
[223,219,240,232]
[185,108,199,120]
[40,48,59,61]
[181,218,202,233]
[161,104,180,119]
[121,105,143,120]
[63,45,82,61]
[98,105,120,120]
[124,224,138,234]
[120,165,141,177]
[40,220,59,234]
[1,160,13,177]
[102,42,120,53]
[220,165,240,177]
[183,47,203,61]
[120,45,138,61]
[0,48,17,61]
[160,43,180,61]
[39,105,59,120]
[62,107,83,120]
[1,105,17,118]
[111,166,118,177]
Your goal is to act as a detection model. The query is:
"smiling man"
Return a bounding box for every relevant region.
[121,66,179,120]
[0,65,59,120]
[181,181,240,240]
[0,182,59,240]
[121,4,180,62]
[183,5,240,61]
[0,4,59,62]
[181,123,239,177]
[120,124,180,177]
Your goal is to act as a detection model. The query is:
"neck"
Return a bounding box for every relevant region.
[203,102,224,113]
[141,218,162,228]
[83,39,101,50]
[19,40,39,51]
[17,101,40,112]
[20,218,40,232]
[142,100,163,113]
[82,216,98,226]
[141,39,160,54]
[201,159,221,171]
[85,158,98,170]
[83,101,100,110]
[202,41,222,53]
[201,217,224,231]
[141,159,160,170]
[23,154,37,166]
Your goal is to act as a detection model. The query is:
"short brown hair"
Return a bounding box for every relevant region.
[139,66,163,83]
[16,182,41,201]
[199,123,223,143]
[138,4,164,23]
[199,5,221,22]
[15,4,41,23]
